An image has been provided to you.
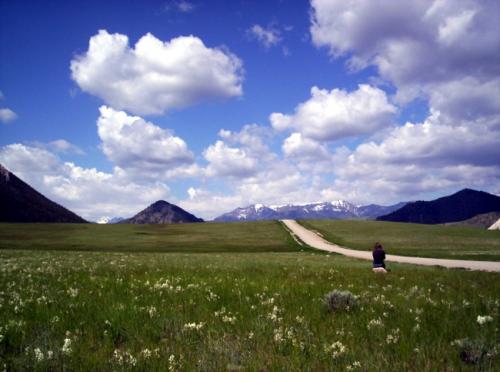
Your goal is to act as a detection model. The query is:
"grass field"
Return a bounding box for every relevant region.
[0,221,299,253]
[0,222,498,370]
[299,219,500,261]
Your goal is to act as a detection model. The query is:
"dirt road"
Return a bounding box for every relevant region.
[281,219,500,272]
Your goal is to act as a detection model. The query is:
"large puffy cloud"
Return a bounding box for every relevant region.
[305,0,500,203]
[203,140,259,178]
[310,0,500,104]
[0,143,170,221]
[351,113,500,167]
[203,124,275,179]
[282,133,330,160]
[428,77,500,125]
[71,30,243,115]
[323,111,500,204]
[270,84,396,141]
[97,106,194,173]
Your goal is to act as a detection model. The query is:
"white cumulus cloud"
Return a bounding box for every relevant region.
[310,0,500,105]
[203,140,259,178]
[97,106,194,173]
[71,30,243,115]
[270,84,396,141]
[282,132,329,159]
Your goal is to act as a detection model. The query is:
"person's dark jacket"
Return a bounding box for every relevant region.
[373,249,386,268]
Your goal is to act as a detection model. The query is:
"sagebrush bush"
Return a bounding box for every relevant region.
[453,338,496,365]
[324,290,357,312]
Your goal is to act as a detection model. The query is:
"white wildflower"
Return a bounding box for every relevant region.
[346,361,361,370]
[183,322,204,331]
[168,354,179,371]
[140,348,152,359]
[386,328,400,344]
[148,306,157,318]
[477,315,493,325]
[34,347,44,362]
[268,305,282,322]
[273,328,284,343]
[367,318,383,330]
[61,338,72,355]
[325,341,347,359]
[222,315,236,324]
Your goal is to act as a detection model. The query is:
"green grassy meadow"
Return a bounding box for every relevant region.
[0,221,499,370]
[0,221,299,253]
[299,219,500,261]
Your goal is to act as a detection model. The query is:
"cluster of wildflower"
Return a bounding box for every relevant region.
[477,315,493,325]
[346,361,362,370]
[61,337,72,356]
[214,307,237,324]
[260,296,275,306]
[139,347,160,359]
[168,354,181,372]
[67,287,79,298]
[183,322,204,331]
[25,346,54,363]
[153,278,174,291]
[268,305,282,323]
[366,318,383,330]
[206,289,219,302]
[324,341,347,359]
[273,327,284,343]
[112,349,137,367]
[386,328,400,344]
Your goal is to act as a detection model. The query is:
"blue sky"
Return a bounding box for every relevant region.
[1,0,499,220]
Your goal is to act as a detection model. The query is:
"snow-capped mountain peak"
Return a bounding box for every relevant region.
[214,200,407,222]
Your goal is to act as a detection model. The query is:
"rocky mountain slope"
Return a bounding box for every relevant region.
[0,163,87,223]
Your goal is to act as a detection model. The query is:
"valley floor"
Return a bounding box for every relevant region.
[0,221,498,370]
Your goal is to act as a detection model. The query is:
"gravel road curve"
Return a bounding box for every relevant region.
[282,219,500,272]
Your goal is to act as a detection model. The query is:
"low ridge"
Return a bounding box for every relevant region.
[121,200,203,224]
[377,188,500,224]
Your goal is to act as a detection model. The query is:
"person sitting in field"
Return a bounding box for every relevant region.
[372,242,388,273]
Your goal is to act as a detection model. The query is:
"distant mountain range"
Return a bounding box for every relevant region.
[2,162,497,228]
[120,200,203,224]
[96,216,125,224]
[0,163,87,223]
[377,189,500,224]
[214,201,407,222]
